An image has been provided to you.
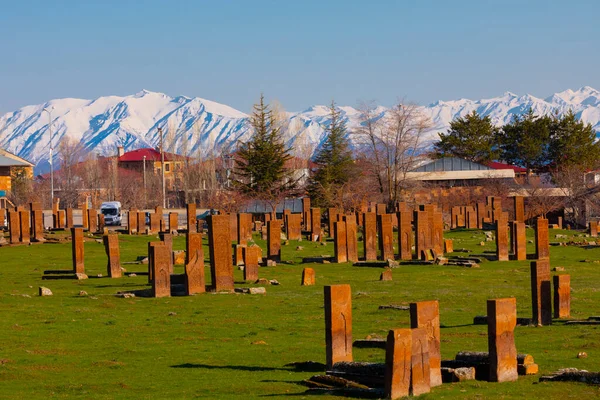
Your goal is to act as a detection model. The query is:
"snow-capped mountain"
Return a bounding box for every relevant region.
[1,87,599,173]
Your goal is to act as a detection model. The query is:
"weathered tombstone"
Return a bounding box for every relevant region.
[267,220,281,262]
[557,216,563,229]
[186,232,203,265]
[187,203,197,233]
[589,221,598,237]
[410,300,441,387]
[19,210,30,244]
[495,213,509,261]
[380,268,393,281]
[553,275,570,319]
[301,267,315,286]
[208,215,234,291]
[456,211,466,229]
[185,248,205,295]
[344,215,358,263]
[444,239,453,254]
[327,208,338,237]
[535,217,550,260]
[168,212,178,233]
[466,206,478,229]
[228,212,238,242]
[397,211,412,260]
[324,284,353,369]
[88,209,98,233]
[302,197,311,231]
[414,210,428,260]
[511,221,527,261]
[410,327,431,396]
[237,213,253,244]
[513,196,525,223]
[149,212,160,235]
[432,211,444,254]
[127,209,138,234]
[147,241,163,282]
[378,213,394,261]
[151,244,171,298]
[476,202,486,229]
[531,259,552,326]
[97,213,105,232]
[0,208,6,229]
[384,329,412,399]
[31,209,44,242]
[71,227,85,274]
[136,211,146,235]
[66,208,74,229]
[491,196,502,222]
[154,206,165,232]
[363,212,377,261]
[261,225,267,241]
[81,201,88,230]
[243,245,260,281]
[103,234,122,278]
[159,232,173,273]
[310,208,321,241]
[285,213,302,241]
[8,210,20,244]
[487,297,518,382]
[333,221,348,263]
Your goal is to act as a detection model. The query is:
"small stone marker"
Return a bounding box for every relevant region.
[168,212,178,233]
[151,244,171,298]
[187,203,197,233]
[410,300,442,387]
[333,220,348,263]
[487,297,518,382]
[444,239,453,254]
[103,233,122,278]
[285,213,302,241]
[267,220,281,262]
[234,244,246,266]
[243,245,260,281]
[589,221,598,237]
[363,212,377,261]
[531,259,552,326]
[384,328,412,399]
[535,217,550,260]
[301,267,315,286]
[39,286,53,296]
[553,274,570,318]
[185,248,205,295]
[310,208,321,241]
[511,221,527,261]
[380,268,393,281]
[410,327,431,396]
[378,213,394,261]
[71,227,85,274]
[324,284,353,369]
[208,214,234,291]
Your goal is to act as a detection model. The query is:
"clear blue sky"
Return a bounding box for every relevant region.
[1,0,598,113]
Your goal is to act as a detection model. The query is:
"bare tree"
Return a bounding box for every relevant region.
[553,165,600,227]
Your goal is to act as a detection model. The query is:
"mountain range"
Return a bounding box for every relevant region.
[1,87,600,173]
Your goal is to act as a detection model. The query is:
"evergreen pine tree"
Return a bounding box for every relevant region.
[549,110,600,170]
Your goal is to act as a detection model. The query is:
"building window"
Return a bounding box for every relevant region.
[165,163,170,172]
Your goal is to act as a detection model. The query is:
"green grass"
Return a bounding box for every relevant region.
[0,227,599,399]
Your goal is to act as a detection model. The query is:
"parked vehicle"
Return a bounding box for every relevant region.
[196,209,218,229]
[100,201,122,226]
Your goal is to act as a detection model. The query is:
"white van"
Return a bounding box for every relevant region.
[100,201,122,226]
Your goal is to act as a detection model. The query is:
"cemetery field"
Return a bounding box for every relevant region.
[0,228,599,399]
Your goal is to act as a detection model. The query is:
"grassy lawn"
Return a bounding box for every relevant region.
[0,227,599,399]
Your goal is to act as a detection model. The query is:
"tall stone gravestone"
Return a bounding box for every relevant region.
[127,209,138,235]
[302,197,311,231]
[410,301,442,387]
[487,297,518,382]
[103,234,122,278]
[378,213,394,261]
[66,208,74,229]
[511,221,527,261]
[397,211,412,260]
[185,248,205,295]
[238,213,253,244]
[531,259,552,326]
[535,217,550,260]
[324,284,353,369]
[186,232,203,265]
[476,202,486,229]
[553,275,570,319]
[432,211,444,255]
[187,203,197,233]
[333,220,348,263]
[414,210,428,260]
[159,232,173,273]
[589,221,598,237]
[151,244,171,298]
[513,196,525,223]
[169,212,178,233]
[267,220,281,262]
[208,215,234,291]
[384,328,412,399]
[363,212,377,261]
[31,209,44,242]
[88,209,98,233]
[344,215,358,263]
[410,328,431,396]
[149,212,160,235]
[285,213,302,241]
[495,213,509,261]
[19,210,30,244]
[327,208,338,237]
[8,210,20,244]
[243,245,260,281]
[71,227,85,274]
[310,208,321,241]
[136,211,146,235]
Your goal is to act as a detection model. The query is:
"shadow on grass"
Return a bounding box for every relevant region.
[171,363,290,372]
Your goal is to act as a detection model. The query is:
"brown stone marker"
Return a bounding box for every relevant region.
[397,211,412,260]
[97,213,105,232]
[511,221,527,261]
[384,328,412,400]
[18,210,30,244]
[149,212,160,234]
[237,213,253,244]
[88,209,98,233]
[327,208,338,237]
[66,208,74,229]
[243,245,260,281]
[496,214,509,261]
[410,327,431,396]
[324,284,353,369]
[285,213,302,241]
[378,214,394,261]
[137,211,146,234]
[8,210,20,244]
[185,248,206,295]
[310,208,321,241]
[450,206,459,229]
[267,220,281,262]
[103,234,122,278]
[531,259,552,326]
[168,212,178,233]
[410,300,442,387]
[513,196,525,223]
[476,202,486,229]
[363,212,377,261]
[186,232,203,265]
[432,211,444,254]
[147,241,164,282]
[159,232,173,273]
[344,216,358,263]
[301,267,315,286]
[56,210,66,229]
[71,227,85,274]
[589,221,598,237]
[444,239,453,254]
[228,212,238,242]
[127,210,137,234]
[333,221,348,263]
[151,244,171,298]
[81,201,88,230]
[186,203,197,233]
[553,275,571,318]
[414,210,428,260]
[31,209,44,242]
[487,297,518,382]
[302,197,311,231]
[466,206,477,229]
[0,208,5,229]
[208,215,234,291]
[380,268,393,281]
[535,217,550,260]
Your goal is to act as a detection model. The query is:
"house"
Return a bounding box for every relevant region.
[117,147,187,189]
[406,157,518,186]
[0,149,34,194]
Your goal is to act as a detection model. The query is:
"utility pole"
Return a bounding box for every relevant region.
[158,127,166,208]
[143,155,147,207]
[42,108,54,206]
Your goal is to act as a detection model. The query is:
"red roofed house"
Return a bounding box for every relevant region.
[117,147,187,189]
[484,161,528,178]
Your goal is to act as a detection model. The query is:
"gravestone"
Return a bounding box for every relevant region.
[147,241,164,283]
[31,209,44,242]
[380,269,393,281]
[137,211,146,235]
[410,327,431,396]
[154,206,165,232]
[185,248,206,295]
[302,197,311,231]
[151,244,171,298]
[466,206,477,229]
[208,215,234,291]
[0,208,5,229]
[8,210,20,244]
[450,206,460,229]
[476,202,486,229]
[487,297,518,382]
[187,203,197,233]
[589,221,598,237]
[397,211,412,260]
[285,213,302,241]
[531,260,552,326]
[19,210,30,244]
[384,328,412,399]
[238,213,253,244]
[127,210,138,234]
[327,208,338,237]
[491,196,502,222]
[535,218,550,260]
[495,213,509,261]
[97,214,105,232]
[378,214,394,261]
[553,275,570,318]
[513,196,525,223]
[66,208,74,229]
[81,201,88,230]
[410,300,442,387]
[103,234,122,278]
[511,221,527,261]
[363,212,377,261]
[186,232,203,265]
[333,221,348,263]
[301,267,315,286]
[159,232,173,273]
[88,209,98,233]
[324,285,353,369]
[169,212,178,233]
[149,212,160,235]
[444,239,453,254]
[243,245,260,281]
[376,203,387,215]
[344,215,358,263]
[71,227,85,274]
[261,225,267,241]
[414,210,428,260]
[57,210,66,229]
[267,220,281,262]
[432,211,444,254]
[557,216,563,229]
[310,208,321,241]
